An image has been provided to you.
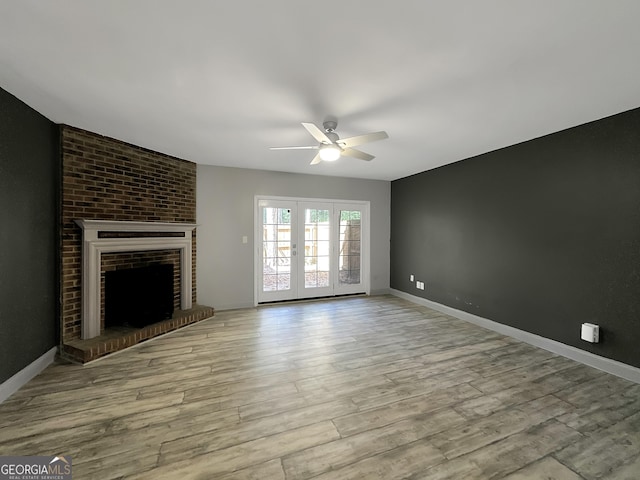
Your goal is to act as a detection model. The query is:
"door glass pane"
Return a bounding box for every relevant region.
[339,210,361,285]
[304,208,330,288]
[262,207,291,292]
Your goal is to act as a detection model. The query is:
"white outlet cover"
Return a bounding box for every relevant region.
[581,323,599,343]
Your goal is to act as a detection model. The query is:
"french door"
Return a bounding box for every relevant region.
[256,197,369,303]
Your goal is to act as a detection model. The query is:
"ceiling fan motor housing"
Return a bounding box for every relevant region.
[323,120,338,132]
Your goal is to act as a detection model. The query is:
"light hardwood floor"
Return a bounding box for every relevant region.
[1,295,639,479]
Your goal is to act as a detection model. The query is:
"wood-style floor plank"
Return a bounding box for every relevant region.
[1,295,639,479]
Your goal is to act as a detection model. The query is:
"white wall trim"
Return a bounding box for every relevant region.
[371,288,392,296]
[390,289,640,384]
[0,347,57,404]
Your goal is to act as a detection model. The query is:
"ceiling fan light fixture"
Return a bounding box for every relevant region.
[319,144,341,162]
[270,121,388,165]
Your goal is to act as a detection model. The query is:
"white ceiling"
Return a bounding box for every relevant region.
[1,1,640,181]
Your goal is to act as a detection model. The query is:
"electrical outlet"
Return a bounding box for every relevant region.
[581,323,600,343]
[417,281,425,290]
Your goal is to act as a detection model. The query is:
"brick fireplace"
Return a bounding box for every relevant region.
[60,125,214,362]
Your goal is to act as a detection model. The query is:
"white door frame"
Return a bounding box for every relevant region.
[254,195,370,306]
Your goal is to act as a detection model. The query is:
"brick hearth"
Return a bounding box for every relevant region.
[61,305,214,363]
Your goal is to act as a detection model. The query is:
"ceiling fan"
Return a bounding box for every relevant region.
[270,120,389,165]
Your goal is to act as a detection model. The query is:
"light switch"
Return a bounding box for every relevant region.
[242,236,248,244]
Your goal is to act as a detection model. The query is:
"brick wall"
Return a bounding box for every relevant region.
[61,125,197,342]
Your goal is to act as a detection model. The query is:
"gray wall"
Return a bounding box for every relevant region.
[197,165,390,310]
[391,107,640,368]
[0,87,58,383]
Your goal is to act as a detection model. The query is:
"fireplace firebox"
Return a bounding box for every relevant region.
[105,264,174,328]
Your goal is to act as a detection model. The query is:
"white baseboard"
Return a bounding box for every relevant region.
[391,289,640,385]
[370,288,392,296]
[0,346,58,404]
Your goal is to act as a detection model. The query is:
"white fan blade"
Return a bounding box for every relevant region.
[339,131,388,148]
[270,145,318,150]
[310,153,323,165]
[302,123,332,144]
[342,148,374,161]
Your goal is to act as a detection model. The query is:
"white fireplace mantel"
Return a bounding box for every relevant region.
[75,219,197,339]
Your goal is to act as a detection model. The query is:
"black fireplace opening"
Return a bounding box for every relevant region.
[105,263,174,329]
